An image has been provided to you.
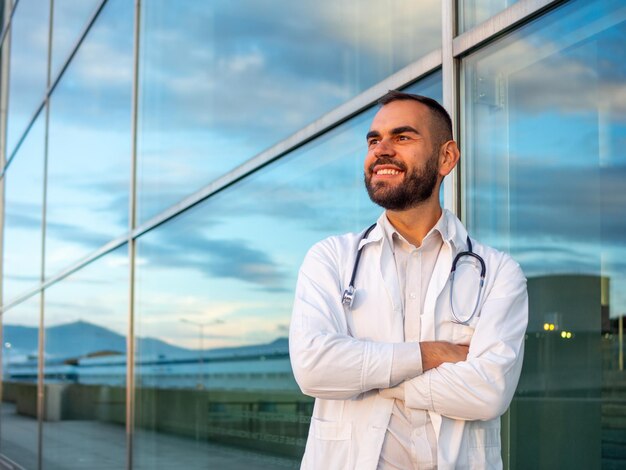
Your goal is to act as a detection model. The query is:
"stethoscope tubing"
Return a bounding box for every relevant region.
[342,222,486,325]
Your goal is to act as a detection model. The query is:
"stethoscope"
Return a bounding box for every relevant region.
[341,223,486,325]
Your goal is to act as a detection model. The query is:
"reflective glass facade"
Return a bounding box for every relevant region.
[1,0,626,468]
[5,0,48,158]
[462,1,626,466]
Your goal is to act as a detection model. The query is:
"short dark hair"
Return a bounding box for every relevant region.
[378,90,453,148]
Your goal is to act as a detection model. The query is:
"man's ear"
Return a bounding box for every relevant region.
[438,140,460,177]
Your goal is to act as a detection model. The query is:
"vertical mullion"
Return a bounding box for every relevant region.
[37,0,54,468]
[126,1,141,468]
[442,0,460,217]
[0,0,10,452]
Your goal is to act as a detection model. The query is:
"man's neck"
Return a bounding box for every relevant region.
[385,201,443,248]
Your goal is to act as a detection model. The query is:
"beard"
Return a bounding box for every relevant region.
[364,153,439,211]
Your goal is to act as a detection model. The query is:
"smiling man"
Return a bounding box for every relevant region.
[289,91,528,470]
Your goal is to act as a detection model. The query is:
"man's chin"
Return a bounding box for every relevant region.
[367,190,405,209]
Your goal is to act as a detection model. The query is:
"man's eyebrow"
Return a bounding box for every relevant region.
[366,130,381,141]
[390,126,420,135]
[366,126,420,141]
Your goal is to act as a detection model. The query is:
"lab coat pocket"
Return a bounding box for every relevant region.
[451,324,475,346]
[310,418,352,469]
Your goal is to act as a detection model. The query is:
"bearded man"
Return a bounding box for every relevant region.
[289,91,528,470]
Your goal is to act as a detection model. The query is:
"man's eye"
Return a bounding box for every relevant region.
[368,139,379,146]
[397,135,409,141]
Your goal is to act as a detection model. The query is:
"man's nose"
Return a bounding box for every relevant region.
[373,138,395,157]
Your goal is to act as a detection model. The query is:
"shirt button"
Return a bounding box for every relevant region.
[409,292,417,299]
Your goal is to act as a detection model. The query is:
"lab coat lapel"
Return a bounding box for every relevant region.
[378,238,404,339]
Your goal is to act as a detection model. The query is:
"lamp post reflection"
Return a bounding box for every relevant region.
[180,319,222,389]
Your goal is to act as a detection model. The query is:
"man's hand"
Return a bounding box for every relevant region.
[420,341,469,371]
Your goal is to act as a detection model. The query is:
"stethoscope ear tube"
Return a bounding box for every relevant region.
[343,227,487,324]
[342,223,377,309]
[450,236,487,325]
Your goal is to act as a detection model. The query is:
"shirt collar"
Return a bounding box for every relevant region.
[358,209,467,252]
[379,210,448,252]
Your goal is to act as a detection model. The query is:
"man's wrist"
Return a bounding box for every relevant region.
[420,341,469,371]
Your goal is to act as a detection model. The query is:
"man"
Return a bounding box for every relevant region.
[289,91,528,469]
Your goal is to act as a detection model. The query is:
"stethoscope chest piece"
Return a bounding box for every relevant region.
[342,285,356,309]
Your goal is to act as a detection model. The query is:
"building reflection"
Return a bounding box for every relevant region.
[3,273,626,463]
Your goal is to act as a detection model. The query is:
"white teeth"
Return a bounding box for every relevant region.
[376,169,401,175]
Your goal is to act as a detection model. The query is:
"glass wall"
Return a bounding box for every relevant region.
[0,295,39,469]
[462,0,626,467]
[458,0,520,32]
[42,246,128,469]
[45,0,132,278]
[50,0,102,78]
[5,0,49,159]
[133,75,441,467]
[136,0,442,223]
[2,111,44,304]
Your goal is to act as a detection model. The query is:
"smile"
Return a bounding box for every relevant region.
[375,169,402,175]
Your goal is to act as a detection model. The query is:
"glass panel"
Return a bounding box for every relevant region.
[3,112,44,304]
[6,0,49,158]
[458,0,520,32]
[42,246,128,469]
[137,0,442,223]
[45,0,132,278]
[462,0,626,467]
[50,0,101,79]
[133,76,441,468]
[1,296,40,469]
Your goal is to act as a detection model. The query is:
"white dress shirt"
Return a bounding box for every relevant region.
[378,213,446,470]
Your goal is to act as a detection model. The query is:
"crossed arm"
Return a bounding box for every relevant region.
[289,240,528,421]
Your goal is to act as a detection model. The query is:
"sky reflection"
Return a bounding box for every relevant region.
[136,0,441,222]
[464,0,626,317]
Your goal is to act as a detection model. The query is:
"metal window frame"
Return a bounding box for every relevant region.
[35,0,55,466]
[125,1,140,468]
[442,0,460,216]
[0,0,11,454]
[0,1,574,469]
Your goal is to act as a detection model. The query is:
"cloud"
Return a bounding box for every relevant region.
[4,273,40,283]
[139,220,289,292]
[46,219,114,250]
[5,209,42,230]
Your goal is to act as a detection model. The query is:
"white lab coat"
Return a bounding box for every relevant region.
[289,210,528,470]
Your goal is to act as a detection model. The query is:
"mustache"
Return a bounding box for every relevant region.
[367,157,408,173]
